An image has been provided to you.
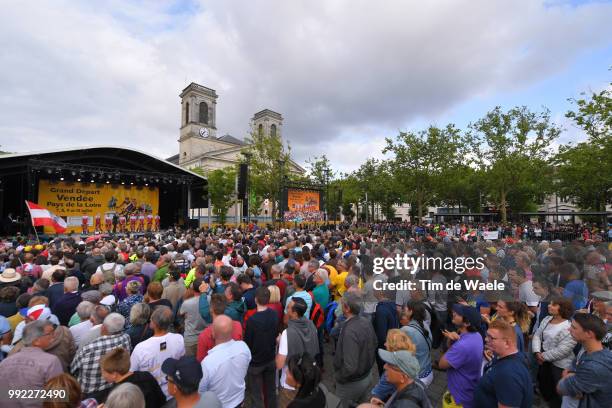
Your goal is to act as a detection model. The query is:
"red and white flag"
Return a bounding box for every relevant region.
[25,201,67,233]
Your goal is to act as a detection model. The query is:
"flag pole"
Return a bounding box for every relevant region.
[25,201,41,243]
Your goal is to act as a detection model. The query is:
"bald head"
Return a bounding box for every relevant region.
[90,272,104,286]
[213,315,233,344]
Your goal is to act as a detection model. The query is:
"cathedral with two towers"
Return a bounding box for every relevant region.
[167,82,304,175]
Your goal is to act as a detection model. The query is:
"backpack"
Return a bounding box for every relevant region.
[100,263,118,284]
[324,301,338,333]
[308,291,325,329]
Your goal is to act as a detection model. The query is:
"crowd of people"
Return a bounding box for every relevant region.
[0,221,611,408]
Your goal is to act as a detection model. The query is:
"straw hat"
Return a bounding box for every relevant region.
[0,268,22,283]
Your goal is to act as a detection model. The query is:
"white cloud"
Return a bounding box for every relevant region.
[0,0,610,171]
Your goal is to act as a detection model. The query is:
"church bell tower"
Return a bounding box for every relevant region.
[179,83,218,164]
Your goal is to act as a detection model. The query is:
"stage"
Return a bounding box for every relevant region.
[0,146,207,237]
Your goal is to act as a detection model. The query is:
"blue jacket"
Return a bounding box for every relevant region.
[558,348,612,408]
[372,301,399,348]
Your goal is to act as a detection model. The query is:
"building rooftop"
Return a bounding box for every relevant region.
[252,109,283,121]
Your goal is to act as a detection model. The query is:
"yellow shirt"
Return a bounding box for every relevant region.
[8,313,23,333]
[332,271,349,301]
[184,267,197,288]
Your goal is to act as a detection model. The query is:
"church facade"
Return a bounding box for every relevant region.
[167,82,304,175]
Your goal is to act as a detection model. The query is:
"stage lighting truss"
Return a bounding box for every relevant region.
[28,159,194,187]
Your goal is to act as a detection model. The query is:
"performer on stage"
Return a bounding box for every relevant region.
[119,214,127,233]
[81,215,89,235]
[146,212,153,232]
[154,214,160,231]
[94,213,101,233]
[105,213,112,232]
[137,212,145,232]
[129,213,137,232]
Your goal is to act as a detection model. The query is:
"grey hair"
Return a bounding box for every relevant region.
[315,268,328,282]
[342,291,363,316]
[345,275,359,289]
[104,383,145,408]
[308,259,320,270]
[64,276,79,292]
[91,305,109,324]
[22,320,53,346]
[76,301,95,320]
[99,283,113,295]
[270,264,282,276]
[103,313,125,334]
[114,268,126,281]
[129,302,151,326]
[150,306,173,331]
[123,263,138,276]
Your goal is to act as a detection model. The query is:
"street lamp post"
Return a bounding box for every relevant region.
[241,152,252,225]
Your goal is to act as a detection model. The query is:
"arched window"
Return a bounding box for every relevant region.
[185,102,190,124]
[258,124,263,137]
[199,102,208,124]
[271,124,277,137]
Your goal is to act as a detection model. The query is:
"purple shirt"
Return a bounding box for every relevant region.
[113,275,145,301]
[445,331,484,408]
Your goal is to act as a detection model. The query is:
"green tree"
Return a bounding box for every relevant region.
[555,85,611,210]
[306,155,336,219]
[241,131,291,224]
[306,154,333,186]
[384,124,470,221]
[341,201,355,221]
[469,106,560,223]
[208,167,236,225]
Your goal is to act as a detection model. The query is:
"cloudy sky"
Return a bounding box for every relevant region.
[1,0,610,173]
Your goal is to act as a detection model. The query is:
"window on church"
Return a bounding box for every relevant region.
[185,102,190,124]
[199,102,208,124]
[271,124,277,137]
[258,124,263,137]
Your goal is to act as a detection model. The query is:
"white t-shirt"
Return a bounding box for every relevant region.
[69,320,93,346]
[130,333,185,399]
[278,330,295,390]
[518,280,540,307]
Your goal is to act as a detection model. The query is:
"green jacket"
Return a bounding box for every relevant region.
[153,263,169,282]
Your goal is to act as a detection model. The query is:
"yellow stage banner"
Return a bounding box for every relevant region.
[38,180,159,232]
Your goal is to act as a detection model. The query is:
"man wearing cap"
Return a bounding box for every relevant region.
[437,304,484,408]
[474,320,533,408]
[0,320,63,407]
[375,349,430,407]
[588,291,612,319]
[162,355,222,408]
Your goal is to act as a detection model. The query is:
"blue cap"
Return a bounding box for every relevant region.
[452,304,482,329]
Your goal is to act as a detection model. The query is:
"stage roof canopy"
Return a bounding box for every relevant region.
[0,146,206,183]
